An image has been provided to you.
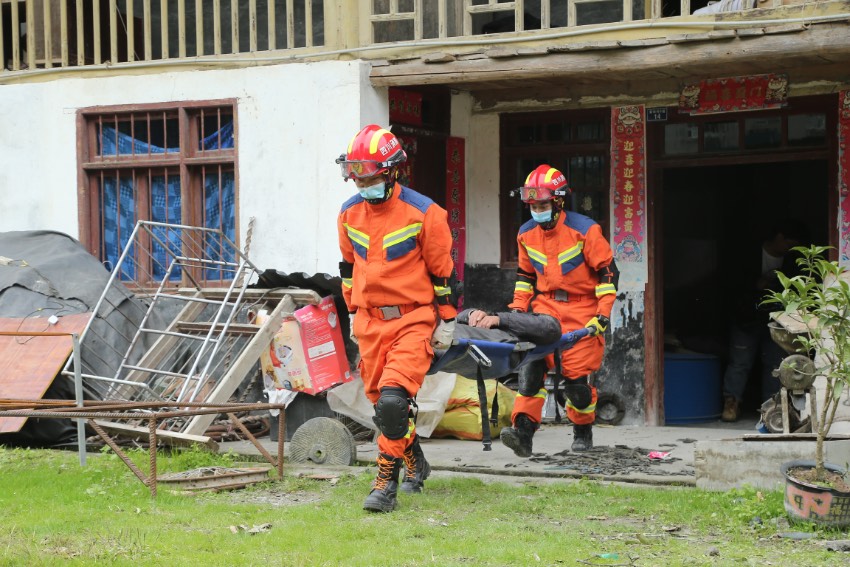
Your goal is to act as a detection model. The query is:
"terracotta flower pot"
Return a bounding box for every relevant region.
[781,459,850,527]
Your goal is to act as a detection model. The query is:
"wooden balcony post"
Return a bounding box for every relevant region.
[323,0,364,51]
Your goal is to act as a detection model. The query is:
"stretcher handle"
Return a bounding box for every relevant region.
[466,343,492,368]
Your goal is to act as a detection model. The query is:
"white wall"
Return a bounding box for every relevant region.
[454,97,500,265]
[0,60,388,275]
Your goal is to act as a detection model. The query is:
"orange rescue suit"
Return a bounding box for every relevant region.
[338,183,457,457]
[508,210,617,426]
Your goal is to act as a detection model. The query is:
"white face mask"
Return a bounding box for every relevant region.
[358,181,386,200]
[531,209,552,223]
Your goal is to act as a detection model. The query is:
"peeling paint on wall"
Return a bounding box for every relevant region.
[595,290,645,426]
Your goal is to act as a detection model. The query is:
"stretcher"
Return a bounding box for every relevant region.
[427,326,591,450]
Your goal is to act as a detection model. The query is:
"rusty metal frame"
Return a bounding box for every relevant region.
[0,399,285,497]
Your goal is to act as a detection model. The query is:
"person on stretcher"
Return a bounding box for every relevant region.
[450,308,561,346]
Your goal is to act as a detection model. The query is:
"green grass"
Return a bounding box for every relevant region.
[0,446,843,566]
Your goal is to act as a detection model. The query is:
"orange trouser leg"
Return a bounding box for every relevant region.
[512,391,547,425]
[355,305,436,458]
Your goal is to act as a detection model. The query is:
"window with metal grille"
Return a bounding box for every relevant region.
[78,101,237,286]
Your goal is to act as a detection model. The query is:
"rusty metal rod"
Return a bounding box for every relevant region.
[226,412,280,474]
[149,417,158,498]
[88,419,149,486]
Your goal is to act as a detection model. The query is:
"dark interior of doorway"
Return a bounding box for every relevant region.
[662,159,829,414]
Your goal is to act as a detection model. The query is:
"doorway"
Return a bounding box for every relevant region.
[660,160,829,416]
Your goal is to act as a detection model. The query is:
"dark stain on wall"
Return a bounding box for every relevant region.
[463,264,517,313]
[594,291,646,426]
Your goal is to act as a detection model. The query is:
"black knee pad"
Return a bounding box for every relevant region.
[372,387,410,440]
[565,376,593,410]
[517,359,547,397]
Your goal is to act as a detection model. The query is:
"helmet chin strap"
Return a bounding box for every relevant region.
[539,201,562,230]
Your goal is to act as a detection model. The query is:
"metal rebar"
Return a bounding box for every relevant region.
[88,419,149,485]
[148,417,158,497]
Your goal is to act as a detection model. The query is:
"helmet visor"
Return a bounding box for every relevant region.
[517,186,555,203]
[337,159,386,180]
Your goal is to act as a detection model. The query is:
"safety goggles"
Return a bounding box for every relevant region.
[336,158,386,180]
[512,186,567,203]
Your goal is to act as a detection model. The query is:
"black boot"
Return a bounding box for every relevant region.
[499,414,536,458]
[363,453,402,512]
[400,435,431,494]
[571,424,593,452]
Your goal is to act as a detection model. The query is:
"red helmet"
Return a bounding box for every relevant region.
[516,164,570,203]
[335,124,407,181]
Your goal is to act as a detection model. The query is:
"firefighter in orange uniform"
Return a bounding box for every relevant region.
[336,124,458,512]
[500,164,618,456]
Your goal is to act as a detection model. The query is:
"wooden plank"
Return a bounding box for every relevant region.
[369,23,849,88]
[178,287,323,305]
[160,0,168,58]
[25,0,34,69]
[126,0,134,62]
[0,313,91,433]
[178,0,185,57]
[413,0,422,40]
[267,0,275,49]
[60,0,68,66]
[75,0,84,65]
[182,294,296,436]
[92,0,101,64]
[249,0,256,51]
[286,0,293,49]
[43,0,53,67]
[303,0,311,47]
[142,0,151,61]
[195,0,203,55]
[110,0,117,63]
[10,0,19,70]
[93,419,218,449]
[230,0,238,53]
[213,0,221,54]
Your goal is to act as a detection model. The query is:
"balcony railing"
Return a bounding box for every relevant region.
[0,0,324,72]
[0,0,834,76]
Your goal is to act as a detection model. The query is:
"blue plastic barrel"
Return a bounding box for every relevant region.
[663,353,722,424]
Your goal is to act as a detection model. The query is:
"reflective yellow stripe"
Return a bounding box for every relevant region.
[523,244,548,266]
[534,388,547,400]
[342,278,353,288]
[344,223,370,249]
[383,223,422,248]
[566,401,597,414]
[370,129,393,154]
[515,281,533,293]
[405,417,415,439]
[434,285,450,296]
[595,283,616,296]
[558,242,584,265]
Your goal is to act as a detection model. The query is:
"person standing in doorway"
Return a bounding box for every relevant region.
[500,164,618,456]
[721,219,809,422]
[336,124,458,512]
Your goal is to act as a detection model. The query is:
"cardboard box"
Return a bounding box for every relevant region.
[258,296,352,395]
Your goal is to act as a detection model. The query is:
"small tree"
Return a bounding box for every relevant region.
[763,245,850,483]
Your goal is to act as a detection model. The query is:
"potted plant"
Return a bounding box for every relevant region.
[762,244,850,526]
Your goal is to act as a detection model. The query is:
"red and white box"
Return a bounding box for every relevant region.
[259,296,352,395]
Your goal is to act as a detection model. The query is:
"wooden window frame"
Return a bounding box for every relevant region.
[77,99,238,285]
